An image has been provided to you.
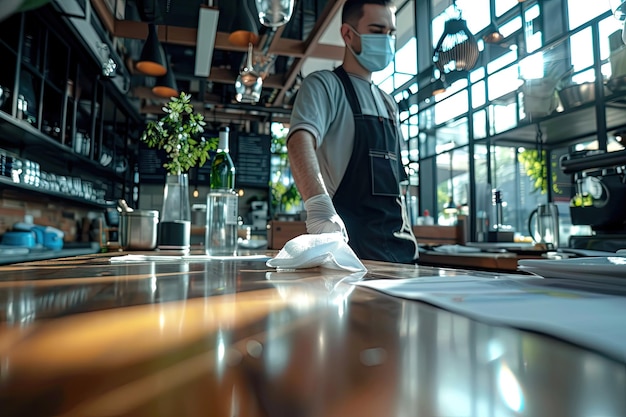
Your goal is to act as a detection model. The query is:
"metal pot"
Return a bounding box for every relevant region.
[557,82,596,110]
[119,210,159,250]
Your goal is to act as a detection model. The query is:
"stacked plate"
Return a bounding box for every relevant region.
[517,253,626,285]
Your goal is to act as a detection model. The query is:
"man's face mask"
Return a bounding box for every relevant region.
[347,26,396,72]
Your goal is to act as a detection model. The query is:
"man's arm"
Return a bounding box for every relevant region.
[286,129,326,200]
[287,129,348,239]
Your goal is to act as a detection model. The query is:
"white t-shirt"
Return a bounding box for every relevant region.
[287,69,402,198]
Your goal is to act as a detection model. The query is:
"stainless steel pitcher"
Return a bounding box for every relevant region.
[528,203,559,249]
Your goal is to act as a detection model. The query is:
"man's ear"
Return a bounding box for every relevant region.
[340,23,353,44]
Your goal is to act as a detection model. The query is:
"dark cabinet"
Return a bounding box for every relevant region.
[0,7,141,209]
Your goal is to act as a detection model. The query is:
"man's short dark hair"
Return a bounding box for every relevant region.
[342,0,394,25]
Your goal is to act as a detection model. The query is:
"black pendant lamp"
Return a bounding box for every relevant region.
[433,3,479,75]
[152,56,178,98]
[136,23,168,76]
[228,0,259,47]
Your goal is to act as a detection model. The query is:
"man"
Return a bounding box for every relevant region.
[287,0,418,263]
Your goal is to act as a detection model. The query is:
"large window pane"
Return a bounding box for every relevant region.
[436,149,470,225]
[456,0,490,34]
[395,37,417,75]
[434,90,469,124]
[570,27,595,72]
[496,0,518,17]
[567,0,610,29]
[435,117,469,149]
[488,101,517,136]
[490,145,519,232]
[471,80,486,108]
[473,110,487,139]
[487,65,520,101]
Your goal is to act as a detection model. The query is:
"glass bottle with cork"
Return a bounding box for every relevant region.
[206,127,238,255]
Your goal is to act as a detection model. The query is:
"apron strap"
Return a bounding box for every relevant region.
[333,66,363,116]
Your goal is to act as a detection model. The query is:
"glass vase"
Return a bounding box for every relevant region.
[158,173,191,252]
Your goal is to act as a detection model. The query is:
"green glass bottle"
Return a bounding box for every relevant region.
[210,127,235,190]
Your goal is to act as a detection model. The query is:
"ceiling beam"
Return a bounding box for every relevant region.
[90,0,346,123]
[273,0,345,106]
[112,20,343,59]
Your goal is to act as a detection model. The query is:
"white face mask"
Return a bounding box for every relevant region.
[347,26,396,72]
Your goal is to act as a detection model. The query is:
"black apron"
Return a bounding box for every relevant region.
[332,66,417,263]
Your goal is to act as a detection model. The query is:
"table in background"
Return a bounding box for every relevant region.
[418,249,544,272]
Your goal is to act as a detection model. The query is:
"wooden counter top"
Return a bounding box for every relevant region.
[0,251,624,416]
[418,249,544,272]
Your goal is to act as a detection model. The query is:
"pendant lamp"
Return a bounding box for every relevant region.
[254,0,295,28]
[433,4,479,75]
[152,57,178,98]
[483,22,504,44]
[136,24,168,76]
[228,0,259,46]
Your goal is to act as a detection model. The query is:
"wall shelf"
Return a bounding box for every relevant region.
[0,6,142,207]
[0,175,113,210]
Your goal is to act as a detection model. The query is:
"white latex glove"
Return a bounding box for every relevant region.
[304,194,349,242]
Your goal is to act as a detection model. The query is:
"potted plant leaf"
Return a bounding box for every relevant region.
[140,92,218,252]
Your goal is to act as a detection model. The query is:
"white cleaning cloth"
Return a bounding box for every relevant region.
[266,233,366,272]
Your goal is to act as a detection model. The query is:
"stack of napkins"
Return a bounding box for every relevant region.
[266,233,366,272]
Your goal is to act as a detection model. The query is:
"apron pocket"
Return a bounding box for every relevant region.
[370,149,400,196]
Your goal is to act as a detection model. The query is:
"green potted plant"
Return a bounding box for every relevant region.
[269,131,302,216]
[140,92,218,252]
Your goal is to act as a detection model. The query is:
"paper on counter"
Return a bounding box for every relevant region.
[110,254,270,263]
[356,276,626,362]
[266,233,366,272]
[431,244,482,254]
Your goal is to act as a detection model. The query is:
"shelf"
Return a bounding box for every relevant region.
[486,102,626,147]
[0,175,113,209]
[0,6,140,207]
[0,110,125,181]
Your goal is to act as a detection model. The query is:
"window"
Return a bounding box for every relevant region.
[567,0,611,29]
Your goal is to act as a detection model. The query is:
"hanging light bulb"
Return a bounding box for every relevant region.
[433,3,479,75]
[254,0,295,28]
[235,43,263,103]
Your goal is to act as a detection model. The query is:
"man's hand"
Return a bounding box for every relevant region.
[303,194,349,242]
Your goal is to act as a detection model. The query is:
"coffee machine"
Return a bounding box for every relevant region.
[560,149,626,251]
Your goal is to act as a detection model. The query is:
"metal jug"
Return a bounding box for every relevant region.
[528,203,559,249]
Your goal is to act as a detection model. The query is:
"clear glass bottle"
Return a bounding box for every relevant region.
[206,189,238,256]
[206,127,238,255]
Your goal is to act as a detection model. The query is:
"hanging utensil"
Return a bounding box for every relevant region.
[235,43,263,103]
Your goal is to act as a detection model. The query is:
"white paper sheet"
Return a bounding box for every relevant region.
[356,276,626,362]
